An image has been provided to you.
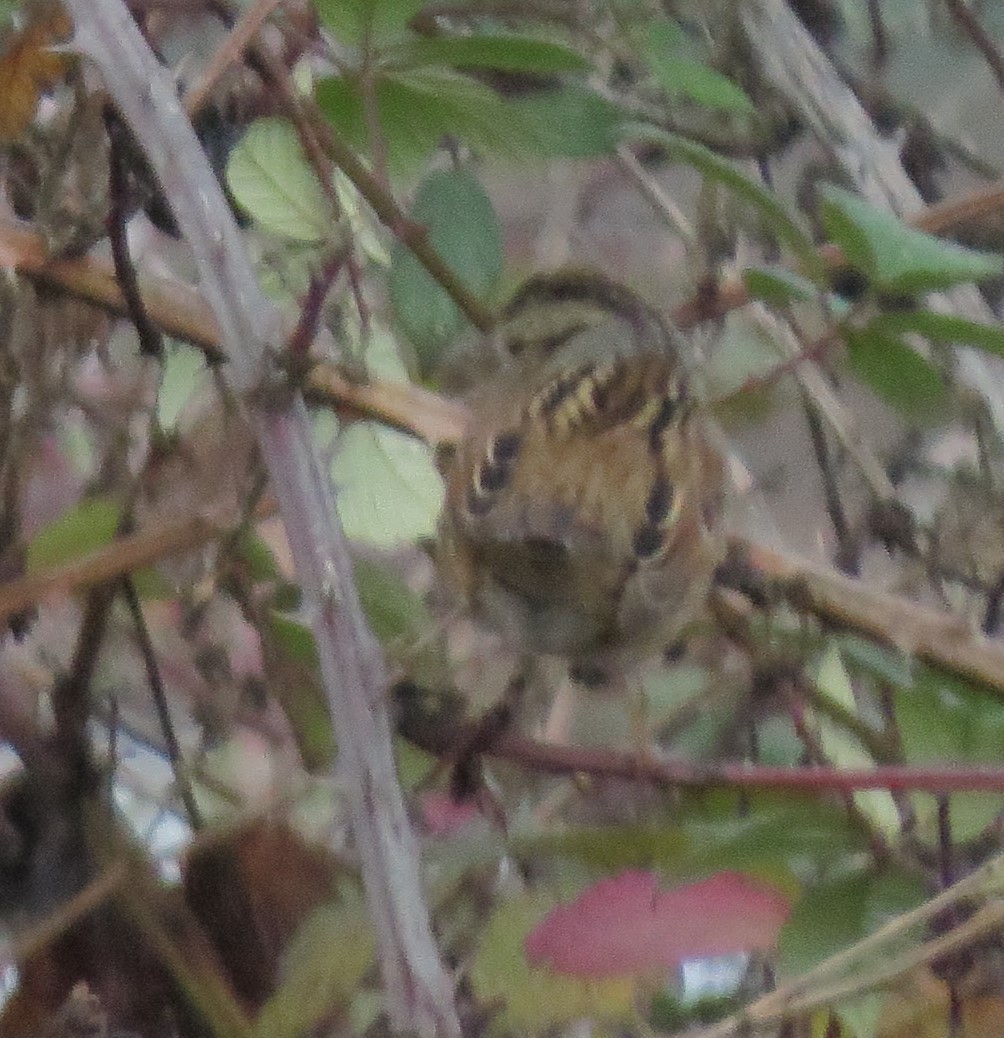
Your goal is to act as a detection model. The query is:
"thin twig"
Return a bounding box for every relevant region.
[685,853,1004,1038]
[103,106,163,358]
[866,0,888,66]
[120,576,204,829]
[403,716,1004,793]
[182,0,286,116]
[0,860,127,968]
[944,0,1004,96]
[739,538,1004,695]
[801,392,858,573]
[748,304,897,501]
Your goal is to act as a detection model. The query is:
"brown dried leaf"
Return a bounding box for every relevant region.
[0,3,72,142]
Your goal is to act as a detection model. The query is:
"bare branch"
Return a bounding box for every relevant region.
[63,4,459,1034]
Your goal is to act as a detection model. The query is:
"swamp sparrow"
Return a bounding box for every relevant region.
[437,271,726,679]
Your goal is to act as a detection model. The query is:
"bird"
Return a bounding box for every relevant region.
[436,270,726,684]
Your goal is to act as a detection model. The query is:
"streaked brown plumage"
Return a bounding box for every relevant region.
[437,271,725,674]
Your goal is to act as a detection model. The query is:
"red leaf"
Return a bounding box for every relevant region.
[420,791,479,835]
[525,870,790,978]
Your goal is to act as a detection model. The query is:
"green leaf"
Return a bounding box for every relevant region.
[315,0,425,45]
[510,82,626,157]
[253,899,375,1038]
[237,530,282,584]
[265,612,335,770]
[353,556,434,648]
[777,867,926,978]
[317,68,530,174]
[681,795,860,878]
[820,186,1004,294]
[384,33,589,74]
[390,168,502,366]
[27,497,121,572]
[226,118,331,242]
[157,343,206,431]
[743,267,818,306]
[844,328,947,414]
[895,668,1004,840]
[835,635,914,689]
[268,611,319,670]
[514,824,693,875]
[627,124,821,278]
[814,646,898,837]
[644,20,753,114]
[471,895,635,1031]
[330,421,444,545]
[835,991,886,1038]
[868,310,1004,359]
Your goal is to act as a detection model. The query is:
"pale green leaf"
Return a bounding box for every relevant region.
[315,0,425,45]
[815,646,898,836]
[868,310,1004,359]
[820,186,1003,293]
[226,118,331,242]
[644,20,753,114]
[471,895,635,1031]
[27,497,121,573]
[253,899,375,1038]
[330,421,444,545]
[157,343,206,431]
[743,267,818,306]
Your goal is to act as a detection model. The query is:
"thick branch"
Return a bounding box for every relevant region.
[62,5,459,1035]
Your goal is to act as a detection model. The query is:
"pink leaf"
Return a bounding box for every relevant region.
[525,870,790,978]
[420,791,480,836]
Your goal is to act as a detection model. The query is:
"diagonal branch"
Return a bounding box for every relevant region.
[61,4,459,1035]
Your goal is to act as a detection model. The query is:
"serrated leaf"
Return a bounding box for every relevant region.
[844,328,947,414]
[27,497,121,572]
[627,125,821,277]
[317,68,529,174]
[390,168,501,366]
[510,82,626,157]
[226,118,331,242]
[868,310,1004,359]
[644,20,753,114]
[471,895,635,1031]
[820,186,1004,293]
[384,33,589,74]
[330,421,444,545]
